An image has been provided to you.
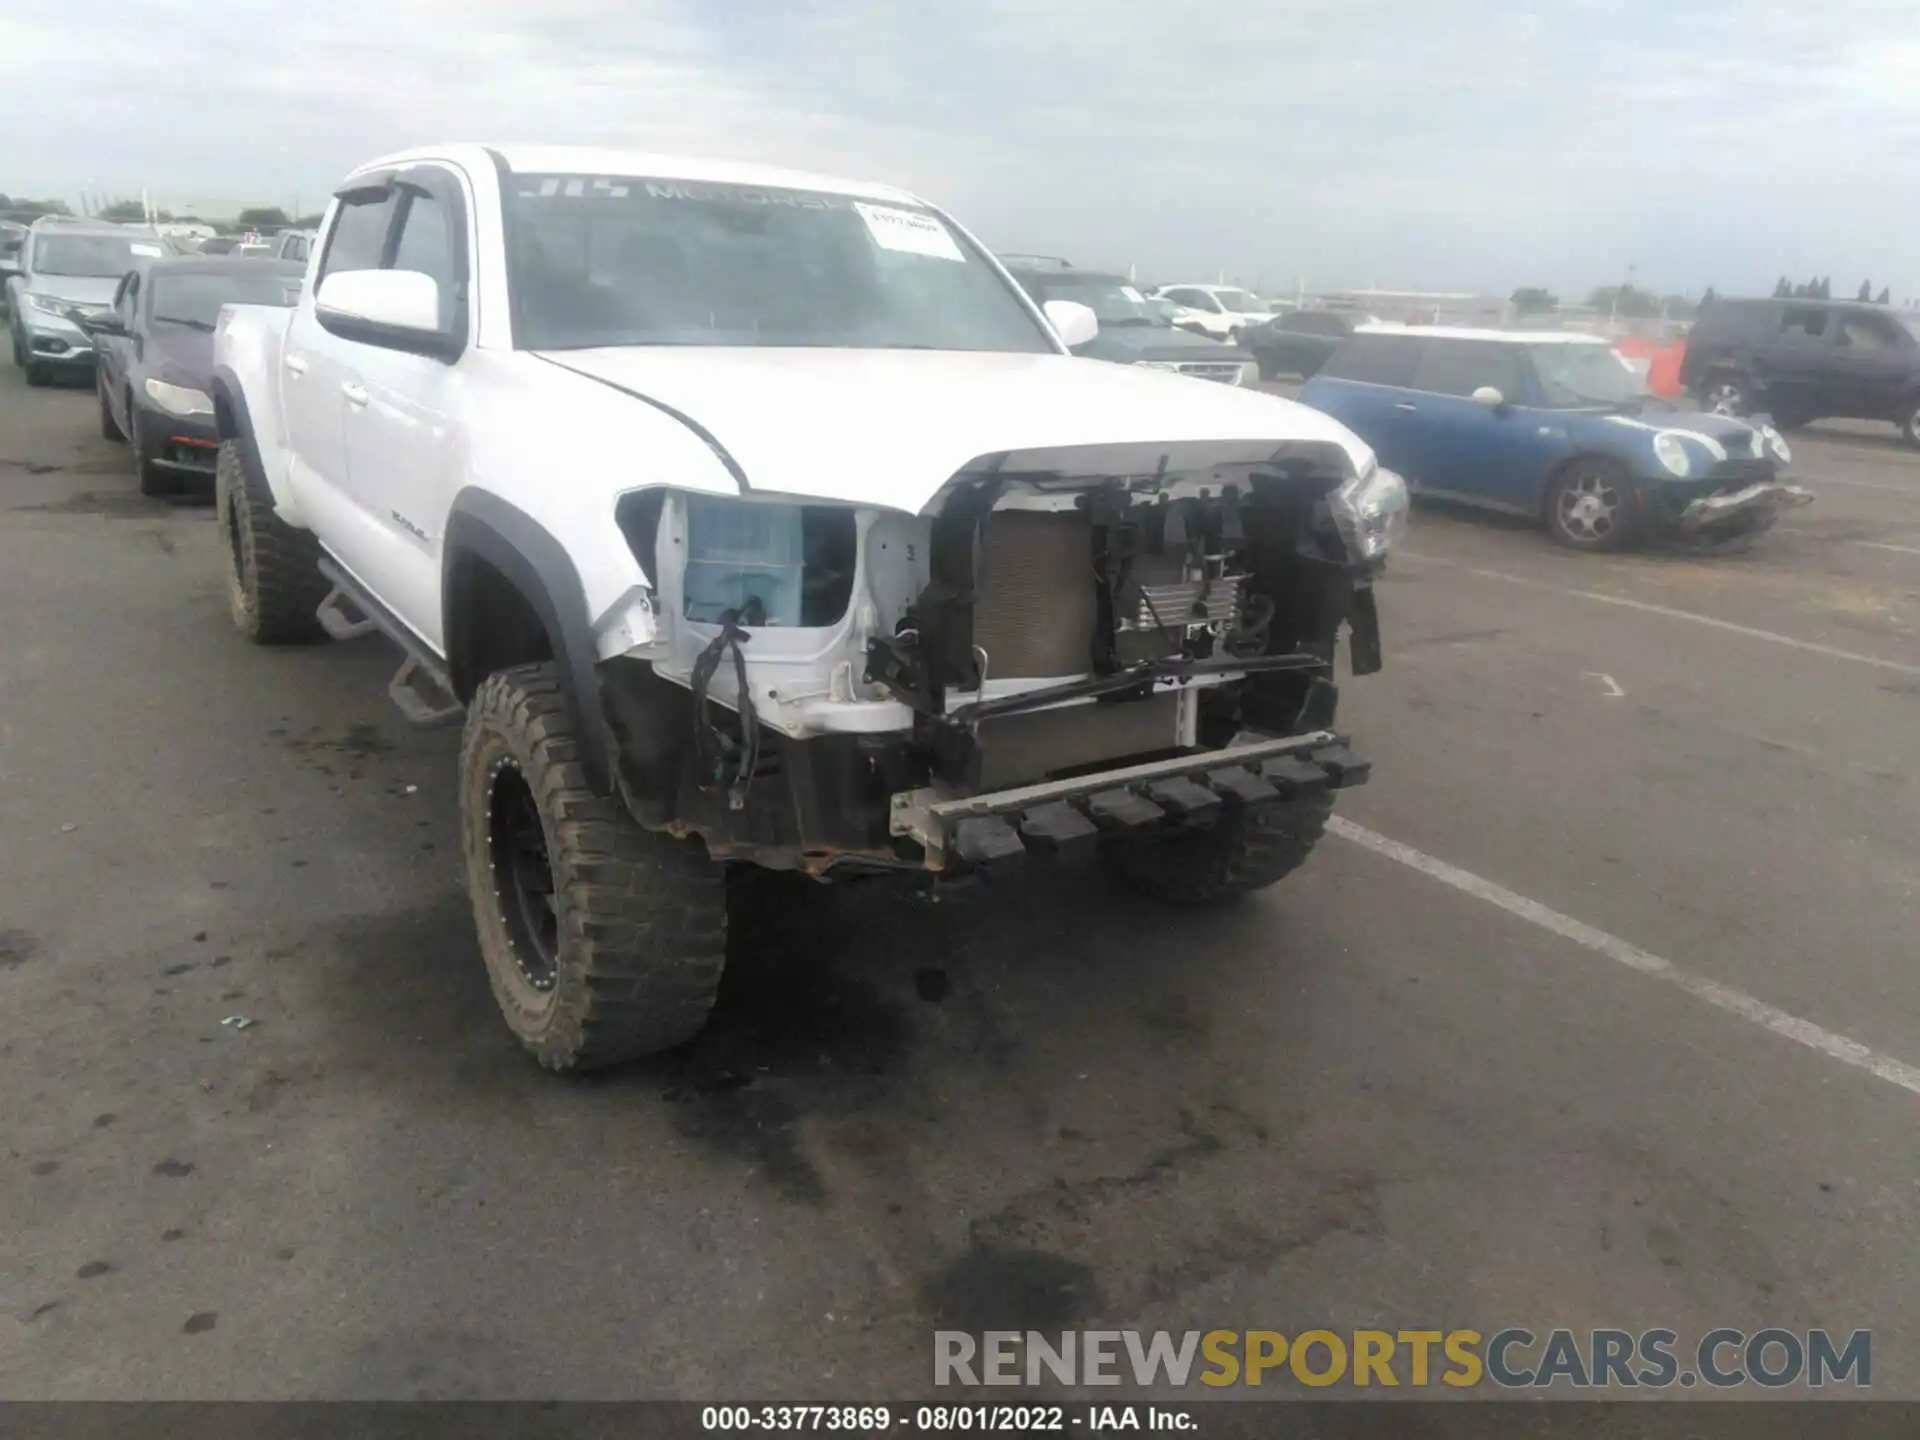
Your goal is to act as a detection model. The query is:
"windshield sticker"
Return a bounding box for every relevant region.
[854,202,964,261]
[130,243,163,257]
[1121,285,1146,302]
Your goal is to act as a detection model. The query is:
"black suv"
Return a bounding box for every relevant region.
[997,256,1256,385]
[1680,297,1920,446]
[1248,309,1358,381]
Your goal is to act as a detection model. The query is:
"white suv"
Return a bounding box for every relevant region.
[1151,284,1276,343]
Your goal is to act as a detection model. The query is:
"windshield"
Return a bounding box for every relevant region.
[1031,275,1164,327]
[1530,342,1647,407]
[149,271,301,329]
[31,233,169,278]
[1217,288,1269,313]
[503,175,1054,354]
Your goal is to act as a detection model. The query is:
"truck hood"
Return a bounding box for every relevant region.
[534,347,1372,512]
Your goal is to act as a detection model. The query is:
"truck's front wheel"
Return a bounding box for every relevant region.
[1099,793,1334,906]
[460,663,727,1071]
[215,440,329,643]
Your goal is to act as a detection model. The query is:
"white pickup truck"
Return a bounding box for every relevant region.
[211,144,1407,1072]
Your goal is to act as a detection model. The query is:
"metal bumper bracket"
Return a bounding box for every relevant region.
[891,729,1366,869]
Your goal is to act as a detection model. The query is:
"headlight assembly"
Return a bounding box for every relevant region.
[1652,431,1692,478]
[24,292,74,317]
[144,378,214,417]
[1329,461,1410,562]
[1757,423,1792,465]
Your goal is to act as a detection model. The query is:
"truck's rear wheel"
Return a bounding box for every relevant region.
[215,439,329,643]
[461,663,727,1071]
[1100,793,1334,906]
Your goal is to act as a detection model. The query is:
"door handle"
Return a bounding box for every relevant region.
[283,355,308,377]
[1393,401,1418,411]
[342,382,369,407]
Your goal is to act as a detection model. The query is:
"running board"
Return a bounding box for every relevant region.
[315,559,465,731]
[315,587,378,641]
[889,729,1368,870]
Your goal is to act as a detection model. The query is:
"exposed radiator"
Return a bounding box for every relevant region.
[971,512,1097,678]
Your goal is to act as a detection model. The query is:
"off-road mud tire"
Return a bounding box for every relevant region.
[461,663,728,1071]
[215,439,329,643]
[1100,792,1335,906]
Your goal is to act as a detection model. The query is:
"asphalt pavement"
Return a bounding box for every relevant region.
[3,358,1919,1403]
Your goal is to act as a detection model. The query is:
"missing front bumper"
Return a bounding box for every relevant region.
[1677,480,1813,534]
[889,729,1368,870]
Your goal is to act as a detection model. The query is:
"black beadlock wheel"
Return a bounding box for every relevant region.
[461,663,729,1070]
[1099,793,1334,906]
[214,439,330,643]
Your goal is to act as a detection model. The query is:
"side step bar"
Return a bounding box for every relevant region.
[889,730,1369,869]
[314,560,465,731]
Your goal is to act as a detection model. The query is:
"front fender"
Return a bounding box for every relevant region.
[210,364,309,530]
[443,489,614,796]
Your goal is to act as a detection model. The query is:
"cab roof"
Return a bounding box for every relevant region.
[352,143,927,209]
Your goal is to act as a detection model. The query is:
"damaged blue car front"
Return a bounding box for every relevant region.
[1298,326,1813,551]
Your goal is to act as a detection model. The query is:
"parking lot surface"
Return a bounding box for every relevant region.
[3,358,1919,1399]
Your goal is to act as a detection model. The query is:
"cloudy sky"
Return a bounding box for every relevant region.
[4,0,1917,300]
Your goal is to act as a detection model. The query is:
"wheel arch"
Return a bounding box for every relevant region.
[443,489,614,795]
[1537,447,1639,521]
[210,366,305,526]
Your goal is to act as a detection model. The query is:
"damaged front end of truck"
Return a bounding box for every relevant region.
[596,435,1407,883]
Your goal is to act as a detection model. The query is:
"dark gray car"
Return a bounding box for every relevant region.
[1000,259,1256,385]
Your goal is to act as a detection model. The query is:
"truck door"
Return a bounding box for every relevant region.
[335,165,473,651]
[282,190,396,542]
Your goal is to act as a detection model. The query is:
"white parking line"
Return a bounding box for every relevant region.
[1328,817,1920,1098]
[1856,540,1920,558]
[1806,475,1920,495]
[1398,551,1920,678]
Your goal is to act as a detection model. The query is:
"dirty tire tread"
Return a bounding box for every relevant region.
[215,440,328,643]
[462,663,727,1071]
[1100,793,1334,906]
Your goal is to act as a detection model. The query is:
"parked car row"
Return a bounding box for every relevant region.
[996,256,1258,384]
[8,200,1823,563]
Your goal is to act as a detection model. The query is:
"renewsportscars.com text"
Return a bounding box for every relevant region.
[934,1328,1871,1390]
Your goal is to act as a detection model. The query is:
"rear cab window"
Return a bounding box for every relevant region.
[1317,333,1425,388]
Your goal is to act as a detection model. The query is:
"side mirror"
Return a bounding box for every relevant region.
[314,269,457,359]
[1470,386,1506,408]
[1042,299,1099,349]
[76,309,127,337]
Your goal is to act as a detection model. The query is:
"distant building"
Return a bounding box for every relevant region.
[1314,288,1510,327]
